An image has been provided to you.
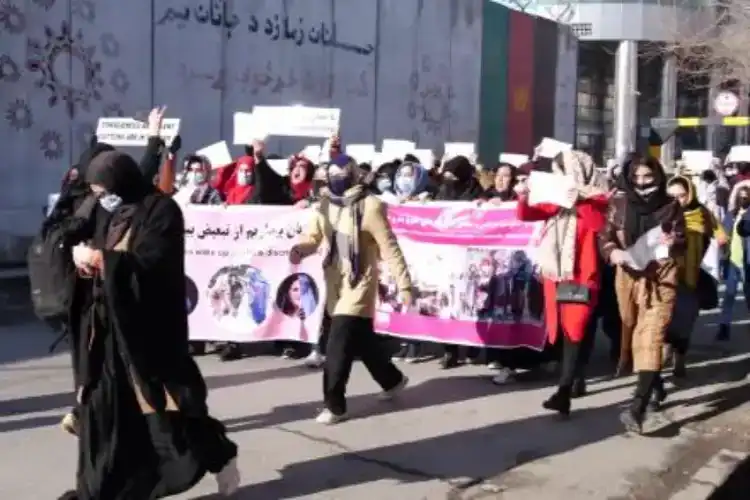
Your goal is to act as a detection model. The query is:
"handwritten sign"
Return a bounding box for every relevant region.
[499,153,530,167]
[345,144,376,164]
[195,140,233,168]
[155,4,375,55]
[233,112,268,145]
[681,150,715,173]
[95,117,180,147]
[528,171,575,209]
[300,144,323,162]
[413,149,435,168]
[251,106,340,138]
[727,145,750,164]
[535,138,572,159]
[267,159,290,176]
[444,142,475,158]
[381,139,416,159]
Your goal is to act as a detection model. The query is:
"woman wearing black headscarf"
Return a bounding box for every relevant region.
[59,151,239,499]
[434,155,485,368]
[600,155,684,434]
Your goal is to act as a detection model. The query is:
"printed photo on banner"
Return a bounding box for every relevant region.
[375,202,547,350]
[95,117,180,146]
[182,205,326,343]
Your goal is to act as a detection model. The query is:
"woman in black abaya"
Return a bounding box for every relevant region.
[60,151,238,499]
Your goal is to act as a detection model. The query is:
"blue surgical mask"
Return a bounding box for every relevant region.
[328,176,352,196]
[376,177,392,193]
[395,176,415,196]
[99,193,123,212]
[237,172,252,186]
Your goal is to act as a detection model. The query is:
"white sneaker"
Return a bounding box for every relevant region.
[487,361,502,370]
[304,351,325,368]
[60,411,79,436]
[378,375,409,401]
[215,457,240,496]
[491,367,515,385]
[315,409,347,425]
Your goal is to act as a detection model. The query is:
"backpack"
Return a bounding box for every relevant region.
[27,224,74,321]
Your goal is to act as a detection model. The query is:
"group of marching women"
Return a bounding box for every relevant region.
[41,103,750,497]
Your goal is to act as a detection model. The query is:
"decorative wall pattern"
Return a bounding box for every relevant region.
[0,0,575,262]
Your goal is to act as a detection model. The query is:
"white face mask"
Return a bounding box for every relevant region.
[237,171,251,186]
[188,172,206,185]
[99,193,123,212]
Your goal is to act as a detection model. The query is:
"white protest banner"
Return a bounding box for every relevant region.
[300,144,322,162]
[345,144,376,164]
[444,142,475,158]
[251,106,340,138]
[233,112,268,144]
[726,145,750,164]
[267,159,290,176]
[534,137,572,159]
[527,171,575,208]
[96,117,180,146]
[681,150,714,173]
[381,139,416,159]
[195,141,233,169]
[499,153,530,167]
[413,149,434,167]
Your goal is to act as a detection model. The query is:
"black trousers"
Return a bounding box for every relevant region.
[557,320,596,390]
[324,315,404,415]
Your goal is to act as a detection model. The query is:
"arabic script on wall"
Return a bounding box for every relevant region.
[156,1,375,56]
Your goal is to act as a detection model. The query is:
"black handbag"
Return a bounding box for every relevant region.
[553,210,591,304]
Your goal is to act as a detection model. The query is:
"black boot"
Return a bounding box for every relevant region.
[620,371,656,434]
[219,342,243,362]
[542,386,571,416]
[648,374,667,412]
[571,378,587,399]
[715,324,730,342]
[440,352,459,369]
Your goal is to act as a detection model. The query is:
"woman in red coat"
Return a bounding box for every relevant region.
[516,150,609,416]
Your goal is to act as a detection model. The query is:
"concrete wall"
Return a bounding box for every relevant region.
[0,0,484,262]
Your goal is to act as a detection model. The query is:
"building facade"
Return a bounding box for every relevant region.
[493,0,717,163]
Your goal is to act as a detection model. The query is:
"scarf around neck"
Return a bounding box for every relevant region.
[323,185,369,287]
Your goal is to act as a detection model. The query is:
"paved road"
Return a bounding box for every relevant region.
[1,297,750,498]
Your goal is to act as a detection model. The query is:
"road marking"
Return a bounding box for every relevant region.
[668,449,748,500]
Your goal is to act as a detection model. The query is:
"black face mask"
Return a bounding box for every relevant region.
[739,198,750,209]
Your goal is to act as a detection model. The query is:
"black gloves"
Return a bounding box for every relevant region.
[169,134,182,156]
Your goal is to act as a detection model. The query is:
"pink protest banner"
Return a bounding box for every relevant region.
[375,202,547,350]
[183,206,326,343]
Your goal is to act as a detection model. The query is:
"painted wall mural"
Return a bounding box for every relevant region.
[0,0,576,262]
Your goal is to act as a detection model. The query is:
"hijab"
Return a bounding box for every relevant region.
[288,155,314,202]
[535,150,607,281]
[373,161,399,194]
[394,162,429,198]
[668,175,709,289]
[436,155,483,201]
[85,151,153,249]
[221,156,255,205]
[619,155,672,246]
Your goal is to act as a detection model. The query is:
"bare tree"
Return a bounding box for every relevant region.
[664,0,750,88]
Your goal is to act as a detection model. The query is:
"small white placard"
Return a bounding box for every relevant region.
[681,150,714,173]
[413,149,434,167]
[300,144,323,162]
[195,140,233,169]
[528,171,575,208]
[345,144,376,164]
[726,145,750,164]
[233,112,268,144]
[251,105,340,138]
[444,142,475,158]
[96,117,180,146]
[381,139,415,159]
[267,159,290,176]
[535,137,573,159]
[499,153,530,167]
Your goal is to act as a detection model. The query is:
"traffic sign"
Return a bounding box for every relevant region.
[714,91,739,116]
